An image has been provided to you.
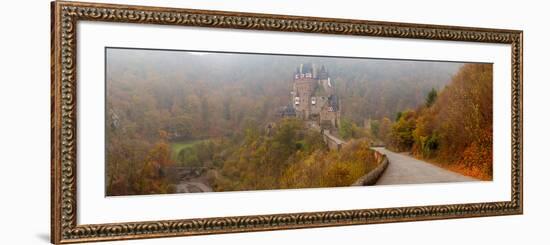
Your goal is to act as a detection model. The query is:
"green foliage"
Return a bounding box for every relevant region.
[425,88,438,107]
[172,139,223,168]
[369,120,380,138]
[390,111,416,151]
[339,119,353,139]
[272,118,302,156]
[210,118,308,191]
[395,111,403,121]
[418,133,439,158]
[177,147,199,166]
[339,119,367,140]
[169,140,204,161]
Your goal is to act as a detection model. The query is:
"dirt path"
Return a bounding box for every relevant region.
[372,147,477,185]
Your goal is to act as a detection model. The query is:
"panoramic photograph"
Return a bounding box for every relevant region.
[105,48,493,196]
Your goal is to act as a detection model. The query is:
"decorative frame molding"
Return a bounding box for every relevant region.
[51,1,523,243]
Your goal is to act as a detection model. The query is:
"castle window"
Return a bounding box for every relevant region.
[294,97,300,105]
[311,97,316,105]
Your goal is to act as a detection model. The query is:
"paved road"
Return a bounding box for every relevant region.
[176,182,212,193]
[175,173,213,193]
[372,147,477,185]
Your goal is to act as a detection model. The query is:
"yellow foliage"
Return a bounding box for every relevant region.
[281,139,378,188]
[388,64,493,180]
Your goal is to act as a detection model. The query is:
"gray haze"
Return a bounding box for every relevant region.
[107,48,464,123]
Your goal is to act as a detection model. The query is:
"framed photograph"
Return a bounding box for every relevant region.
[51,1,523,243]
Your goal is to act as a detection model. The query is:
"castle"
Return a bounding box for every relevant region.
[281,63,340,130]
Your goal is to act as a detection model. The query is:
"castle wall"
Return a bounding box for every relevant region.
[293,79,316,119]
[291,64,339,129]
[319,79,333,94]
[323,129,346,150]
[309,96,326,116]
[320,109,338,129]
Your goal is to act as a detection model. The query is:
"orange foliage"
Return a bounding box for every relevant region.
[455,127,492,180]
[388,64,493,180]
[106,129,175,196]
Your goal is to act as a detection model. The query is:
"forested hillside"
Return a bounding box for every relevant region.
[379,64,493,180]
[107,49,461,141]
[105,48,467,195]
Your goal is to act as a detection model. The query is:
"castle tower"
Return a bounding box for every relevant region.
[292,63,315,120]
[288,63,340,130]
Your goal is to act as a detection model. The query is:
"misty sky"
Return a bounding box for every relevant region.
[106,47,475,121]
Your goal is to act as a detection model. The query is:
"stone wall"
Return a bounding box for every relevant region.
[351,150,389,186]
[322,130,346,150]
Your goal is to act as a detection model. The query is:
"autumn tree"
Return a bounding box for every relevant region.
[105,48,469,194]
[389,64,493,180]
[339,119,367,140]
[390,110,417,151]
[378,117,393,145]
[369,120,380,138]
[425,88,438,107]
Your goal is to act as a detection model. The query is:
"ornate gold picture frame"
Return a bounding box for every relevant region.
[51,1,523,243]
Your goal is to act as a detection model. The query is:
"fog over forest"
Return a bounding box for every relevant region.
[107,48,463,134]
[106,48,492,196]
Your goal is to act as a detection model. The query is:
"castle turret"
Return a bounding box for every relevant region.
[287,63,340,129]
[318,65,329,80]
